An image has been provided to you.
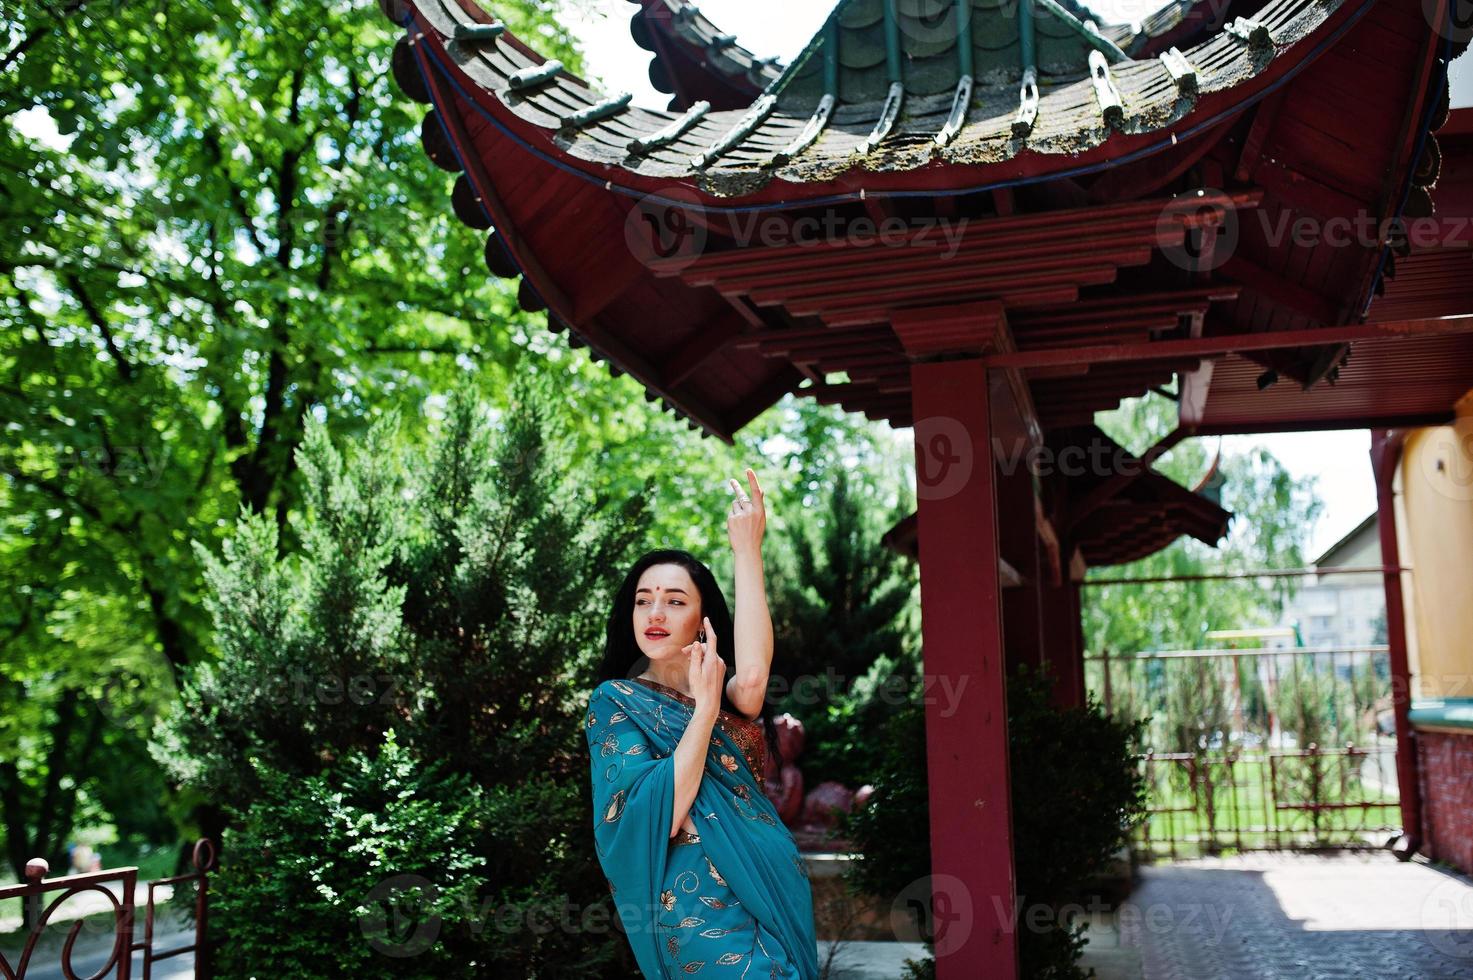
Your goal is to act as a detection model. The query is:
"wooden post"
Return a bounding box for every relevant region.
[1035,572,1085,709]
[998,461,1042,677]
[909,356,1019,979]
[1370,428,1423,858]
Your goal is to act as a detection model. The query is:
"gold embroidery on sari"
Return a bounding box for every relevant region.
[631,677,768,777]
[603,789,626,823]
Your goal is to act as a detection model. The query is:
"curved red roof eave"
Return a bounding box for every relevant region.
[383,0,1467,445]
[627,0,779,112]
[401,0,1380,210]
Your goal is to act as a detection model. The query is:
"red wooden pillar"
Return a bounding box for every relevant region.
[1370,428,1423,858]
[1036,570,1086,710]
[907,352,1019,979]
[1066,576,1087,708]
[998,461,1042,677]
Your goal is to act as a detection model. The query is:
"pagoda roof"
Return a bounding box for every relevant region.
[880,423,1232,567]
[1192,108,1473,434]
[628,0,1235,115]
[382,0,1468,444]
[1050,424,1233,566]
[629,0,781,111]
[390,0,1373,199]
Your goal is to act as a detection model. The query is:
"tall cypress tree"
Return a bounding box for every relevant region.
[768,465,919,790]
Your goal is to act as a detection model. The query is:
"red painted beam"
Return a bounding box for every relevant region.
[984,316,1473,368]
[1193,413,1455,435]
[658,192,1264,282]
[703,224,1192,296]
[809,267,1128,322]
[1014,286,1241,320]
[742,242,1165,307]
[826,285,1084,327]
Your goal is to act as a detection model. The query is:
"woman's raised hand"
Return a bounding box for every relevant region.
[685,615,725,715]
[726,467,765,556]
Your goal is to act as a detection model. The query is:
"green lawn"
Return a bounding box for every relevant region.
[1133,752,1400,857]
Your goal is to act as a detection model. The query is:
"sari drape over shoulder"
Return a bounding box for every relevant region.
[584,678,819,979]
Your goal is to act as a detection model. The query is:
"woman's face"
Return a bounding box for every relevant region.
[633,564,702,663]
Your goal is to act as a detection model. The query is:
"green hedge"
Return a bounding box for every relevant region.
[841,664,1147,979]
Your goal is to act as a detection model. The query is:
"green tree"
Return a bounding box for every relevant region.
[212,733,490,978]
[1,0,584,885]
[1160,656,1234,847]
[1083,394,1324,661]
[1,0,843,888]
[765,462,919,788]
[1081,394,1323,854]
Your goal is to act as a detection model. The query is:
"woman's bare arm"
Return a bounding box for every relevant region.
[726,470,773,719]
[670,702,717,838]
[727,547,773,720]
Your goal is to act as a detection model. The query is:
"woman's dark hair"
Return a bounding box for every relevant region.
[598,548,784,773]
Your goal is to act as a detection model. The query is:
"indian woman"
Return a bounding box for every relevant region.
[584,468,819,979]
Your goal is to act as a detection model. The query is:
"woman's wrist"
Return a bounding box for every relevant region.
[732,544,762,565]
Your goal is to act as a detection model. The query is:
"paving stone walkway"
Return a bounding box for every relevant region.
[1089,851,1473,980]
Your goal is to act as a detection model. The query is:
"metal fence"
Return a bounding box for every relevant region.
[1084,645,1401,859]
[0,839,215,980]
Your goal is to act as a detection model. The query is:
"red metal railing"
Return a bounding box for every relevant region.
[1086,644,1402,857]
[0,839,215,980]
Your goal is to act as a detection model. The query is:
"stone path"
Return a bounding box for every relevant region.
[818,938,930,978]
[818,852,1473,979]
[1093,851,1473,979]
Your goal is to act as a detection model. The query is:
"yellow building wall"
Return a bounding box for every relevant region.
[1399,389,1473,701]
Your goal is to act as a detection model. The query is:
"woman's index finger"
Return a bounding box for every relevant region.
[745,467,762,498]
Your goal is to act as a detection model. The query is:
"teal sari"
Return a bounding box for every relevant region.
[584,678,819,979]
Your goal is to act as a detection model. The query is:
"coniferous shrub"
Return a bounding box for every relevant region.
[154,375,655,977]
[767,466,918,790]
[841,664,1147,979]
[211,733,487,977]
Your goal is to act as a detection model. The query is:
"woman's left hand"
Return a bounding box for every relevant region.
[726,467,765,555]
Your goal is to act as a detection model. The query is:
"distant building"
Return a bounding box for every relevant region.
[1281,514,1386,651]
